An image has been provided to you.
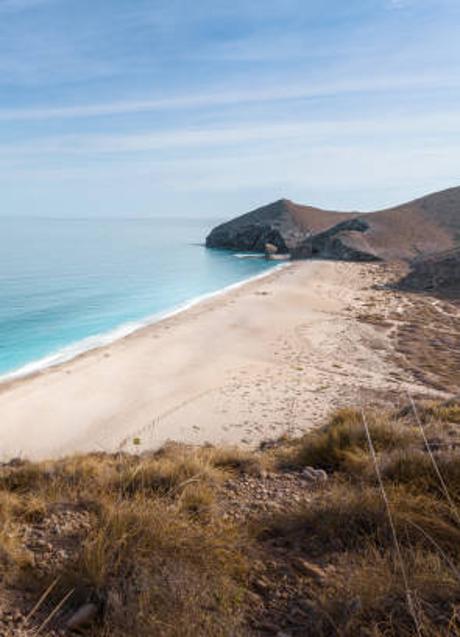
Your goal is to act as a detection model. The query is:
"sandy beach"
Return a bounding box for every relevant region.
[0,260,439,461]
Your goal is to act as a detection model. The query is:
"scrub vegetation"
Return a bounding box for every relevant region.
[1,398,460,636]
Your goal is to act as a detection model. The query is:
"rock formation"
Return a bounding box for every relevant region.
[205,199,350,255]
[206,186,460,262]
[291,218,379,261]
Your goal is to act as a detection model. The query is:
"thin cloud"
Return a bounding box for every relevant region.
[0,72,458,122]
[1,110,459,158]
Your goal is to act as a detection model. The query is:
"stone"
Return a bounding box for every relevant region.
[253,577,270,593]
[301,467,317,482]
[265,242,278,256]
[292,558,326,582]
[314,469,328,482]
[66,603,98,631]
[301,467,328,483]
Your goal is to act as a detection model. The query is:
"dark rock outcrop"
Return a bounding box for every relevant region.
[207,222,290,254]
[206,186,460,262]
[398,247,460,296]
[206,202,376,261]
[205,198,350,255]
[292,218,379,261]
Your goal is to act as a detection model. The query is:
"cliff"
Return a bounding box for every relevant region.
[206,186,460,262]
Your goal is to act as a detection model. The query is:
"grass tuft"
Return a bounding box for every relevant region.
[77,497,248,636]
[280,408,416,472]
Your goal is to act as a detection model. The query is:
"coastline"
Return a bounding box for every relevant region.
[0,262,287,386]
[0,260,438,461]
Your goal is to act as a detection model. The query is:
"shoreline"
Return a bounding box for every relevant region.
[0,260,439,461]
[0,262,287,388]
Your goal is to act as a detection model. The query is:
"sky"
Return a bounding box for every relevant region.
[0,0,459,218]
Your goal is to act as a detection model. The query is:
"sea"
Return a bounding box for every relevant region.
[0,216,280,380]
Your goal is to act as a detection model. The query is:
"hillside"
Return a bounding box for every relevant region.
[206,186,460,261]
[398,246,460,298]
[1,399,460,636]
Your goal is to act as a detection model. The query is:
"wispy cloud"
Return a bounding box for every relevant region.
[1,110,458,159]
[1,135,457,217]
[0,72,458,122]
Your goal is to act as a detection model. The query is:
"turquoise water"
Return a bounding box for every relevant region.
[0,217,279,379]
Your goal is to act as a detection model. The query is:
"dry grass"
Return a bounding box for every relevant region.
[314,547,460,637]
[0,491,35,579]
[75,497,248,636]
[379,448,460,501]
[1,399,460,635]
[114,453,223,498]
[417,400,460,424]
[257,398,460,636]
[204,445,271,476]
[261,483,460,557]
[0,445,254,636]
[112,444,269,499]
[278,407,417,473]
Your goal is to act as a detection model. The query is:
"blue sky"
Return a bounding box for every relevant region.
[0,0,459,217]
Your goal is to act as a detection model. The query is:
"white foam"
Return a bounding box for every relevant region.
[0,263,290,384]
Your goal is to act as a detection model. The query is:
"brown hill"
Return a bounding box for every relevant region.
[206,186,460,261]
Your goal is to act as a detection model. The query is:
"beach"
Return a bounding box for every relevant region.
[0,260,433,461]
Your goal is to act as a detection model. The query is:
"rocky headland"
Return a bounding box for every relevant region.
[206,186,460,262]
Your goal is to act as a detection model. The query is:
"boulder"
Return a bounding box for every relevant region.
[265,242,278,257]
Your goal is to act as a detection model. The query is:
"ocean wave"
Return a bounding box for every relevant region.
[234,253,265,259]
[0,263,290,384]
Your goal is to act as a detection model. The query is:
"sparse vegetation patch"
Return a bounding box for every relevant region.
[1,399,460,635]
